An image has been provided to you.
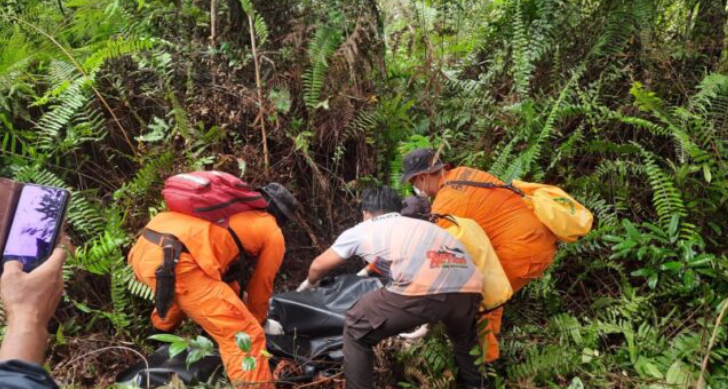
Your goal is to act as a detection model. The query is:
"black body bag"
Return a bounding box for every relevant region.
[117,274,383,387]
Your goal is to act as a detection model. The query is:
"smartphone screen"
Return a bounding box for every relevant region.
[2,184,69,272]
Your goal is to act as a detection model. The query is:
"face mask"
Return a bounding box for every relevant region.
[413,185,427,198]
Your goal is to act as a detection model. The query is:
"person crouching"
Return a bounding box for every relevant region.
[128,183,297,388]
[298,186,485,389]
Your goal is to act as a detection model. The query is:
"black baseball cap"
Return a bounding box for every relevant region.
[259,183,298,222]
[400,148,446,184]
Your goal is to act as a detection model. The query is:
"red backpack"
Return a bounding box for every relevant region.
[162,171,268,225]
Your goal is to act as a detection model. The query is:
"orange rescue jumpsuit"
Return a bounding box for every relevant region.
[432,167,557,362]
[128,211,285,388]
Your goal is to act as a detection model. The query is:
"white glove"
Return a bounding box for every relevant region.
[356,267,370,277]
[296,279,318,292]
[399,324,429,341]
[264,319,284,335]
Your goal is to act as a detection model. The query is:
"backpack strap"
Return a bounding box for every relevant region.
[225,227,254,299]
[445,180,525,197]
[227,227,246,264]
[430,213,460,227]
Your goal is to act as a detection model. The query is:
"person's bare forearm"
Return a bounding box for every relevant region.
[0,245,66,368]
[299,248,345,291]
[0,316,48,364]
[307,263,327,284]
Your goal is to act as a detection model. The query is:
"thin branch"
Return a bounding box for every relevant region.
[210,0,217,47]
[697,298,728,389]
[246,11,269,175]
[57,0,67,17]
[210,0,218,87]
[63,346,150,388]
[294,372,343,388]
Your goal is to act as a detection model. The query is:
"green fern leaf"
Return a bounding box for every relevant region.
[35,76,91,152]
[83,37,154,73]
[633,143,687,230]
[512,1,533,97]
[303,21,343,110]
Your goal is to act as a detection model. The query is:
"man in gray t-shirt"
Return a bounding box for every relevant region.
[329,211,482,296]
[298,187,484,389]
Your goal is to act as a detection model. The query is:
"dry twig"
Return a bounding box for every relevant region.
[697,298,728,389]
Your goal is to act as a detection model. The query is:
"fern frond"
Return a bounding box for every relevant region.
[508,72,580,180]
[633,143,687,230]
[70,230,125,275]
[48,59,80,86]
[82,36,154,73]
[588,4,639,59]
[126,269,154,301]
[489,136,518,180]
[239,0,269,47]
[692,73,728,150]
[303,22,343,110]
[626,83,705,163]
[0,27,34,100]
[114,151,174,202]
[57,98,107,154]
[593,158,646,181]
[512,1,533,97]
[507,344,576,383]
[109,255,132,330]
[443,70,494,111]
[333,108,381,167]
[613,113,670,137]
[342,108,380,145]
[563,227,614,256]
[34,76,91,152]
[0,126,33,166]
[168,91,191,139]
[403,366,432,389]
[66,208,135,331]
[548,313,584,345]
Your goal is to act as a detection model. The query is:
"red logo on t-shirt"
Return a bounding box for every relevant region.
[427,247,467,268]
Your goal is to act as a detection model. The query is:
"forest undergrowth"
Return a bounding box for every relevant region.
[1,0,728,388]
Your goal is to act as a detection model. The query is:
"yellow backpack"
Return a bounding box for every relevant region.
[512,180,593,242]
[446,180,594,243]
[442,216,513,310]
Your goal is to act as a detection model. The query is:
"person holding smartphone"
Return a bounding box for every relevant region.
[0,247,66,388]
[0,179,72,388]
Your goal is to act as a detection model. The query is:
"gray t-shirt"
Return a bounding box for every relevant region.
[331,213,482,296]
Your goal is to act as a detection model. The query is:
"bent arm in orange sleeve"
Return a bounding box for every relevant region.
[245,230,285,323]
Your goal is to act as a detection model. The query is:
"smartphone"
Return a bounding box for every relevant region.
[1,183,70,273]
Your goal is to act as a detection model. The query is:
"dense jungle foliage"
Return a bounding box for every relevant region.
[1,0,728,387]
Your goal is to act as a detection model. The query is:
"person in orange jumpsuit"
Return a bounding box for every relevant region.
[128,183,297,388]
[401,149,557,362]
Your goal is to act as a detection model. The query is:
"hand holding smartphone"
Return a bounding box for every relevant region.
[0,178,70,274]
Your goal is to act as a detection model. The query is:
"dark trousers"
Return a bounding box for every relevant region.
[343,288,483,389]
